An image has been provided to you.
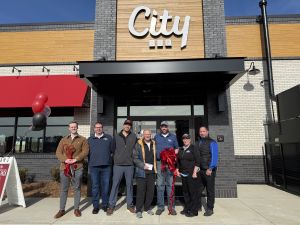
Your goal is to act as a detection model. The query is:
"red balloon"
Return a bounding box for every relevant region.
[35,92,48,104]
[32,100,45,113]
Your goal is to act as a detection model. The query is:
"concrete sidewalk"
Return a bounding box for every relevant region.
[0,185,300,225]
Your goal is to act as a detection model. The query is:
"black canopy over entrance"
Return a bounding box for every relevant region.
[78,58,245,94]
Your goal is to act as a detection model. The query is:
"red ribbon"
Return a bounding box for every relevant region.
[63,145,77,177]
[160,148,177,215]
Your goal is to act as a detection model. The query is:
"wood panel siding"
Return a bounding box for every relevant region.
[0,30,94,64]
[227,24,300,58]
[117,0,204,60]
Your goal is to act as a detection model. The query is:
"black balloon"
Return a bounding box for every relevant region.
[32,112,47,131]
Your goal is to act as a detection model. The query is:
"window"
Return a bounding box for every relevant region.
[0,117,15,155]
[130,105,191,116]
[0,115,73,154]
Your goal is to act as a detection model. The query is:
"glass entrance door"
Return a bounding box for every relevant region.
[130,119,190,147]
[116,104,206,146]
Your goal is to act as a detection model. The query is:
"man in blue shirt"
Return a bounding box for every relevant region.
[88,122,113,214]
[154,121,179,215]
[195,126,218,217]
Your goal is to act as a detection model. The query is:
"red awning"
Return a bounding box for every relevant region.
[0,75,88,108]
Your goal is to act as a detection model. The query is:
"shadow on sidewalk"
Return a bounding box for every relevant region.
[0,197,45,214]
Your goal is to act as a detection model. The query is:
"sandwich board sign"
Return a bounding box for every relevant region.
[0,157,26,207]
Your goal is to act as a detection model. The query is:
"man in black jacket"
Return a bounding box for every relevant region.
[195,126,218,217]
[133,129,157,219]
[107,119,137,215]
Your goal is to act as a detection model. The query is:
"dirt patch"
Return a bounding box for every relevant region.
[22,181,88,198]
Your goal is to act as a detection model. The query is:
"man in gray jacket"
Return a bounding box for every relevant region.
[107,119,137,215]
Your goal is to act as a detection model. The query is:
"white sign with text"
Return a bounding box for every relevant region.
[128,6,191,48]
[0,157,26,207]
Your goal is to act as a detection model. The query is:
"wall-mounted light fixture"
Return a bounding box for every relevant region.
[247,62,260,75]
[42,66,50,75]
[73,65,79,71]
[243,62,259,91]
[12,66,22,75]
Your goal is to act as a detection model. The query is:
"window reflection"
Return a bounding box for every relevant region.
[117,107,127,117]
[0,127,14,155]
[0,116,73,154]
[194,105,204,116]
[0,117,14,125]
[44,126,69,153]
[16,127,43,153]
[130,105,191,116]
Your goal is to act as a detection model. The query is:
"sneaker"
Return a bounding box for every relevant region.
[169,209,177,216]
[92,208,99,214]
[54,210,65,219]
[136,212,143,218]
[204,209,214,216]
[106,207,114,216]
[155,208,164,215]
[127,206,136,213]
[74,209,81,217]
[146,210,154,215]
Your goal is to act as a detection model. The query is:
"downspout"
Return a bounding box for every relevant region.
[259,0,276,101]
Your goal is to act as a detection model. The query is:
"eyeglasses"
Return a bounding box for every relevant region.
[95,126,103,129]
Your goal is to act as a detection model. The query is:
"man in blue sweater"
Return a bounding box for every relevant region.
[88,122,113,214]
[154,121,179,215]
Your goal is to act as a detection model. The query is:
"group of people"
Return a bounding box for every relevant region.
[54,119,218,219]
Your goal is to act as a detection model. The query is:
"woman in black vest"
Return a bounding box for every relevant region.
[176,134,201,217]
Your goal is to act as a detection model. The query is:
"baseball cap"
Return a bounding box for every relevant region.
[160,121,169,126]
[123,119,132,126]
[182,133,191,139]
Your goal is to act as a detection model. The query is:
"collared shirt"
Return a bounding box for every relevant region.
[154,132,179,160]
[95,133,104,139]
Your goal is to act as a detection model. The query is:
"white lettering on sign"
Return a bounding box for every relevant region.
[128,6,191,48]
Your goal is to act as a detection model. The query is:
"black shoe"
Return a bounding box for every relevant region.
[180,209,187,215]
[185,211,198,217]
[92,208,99,214]
[101,206,108,212]
[155,208,164,215]
[204,209,214,216]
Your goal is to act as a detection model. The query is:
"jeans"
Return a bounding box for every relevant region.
[108,165,134,208]
[59,167,83,210]
[156,161,175,210]
[89,165,111,209]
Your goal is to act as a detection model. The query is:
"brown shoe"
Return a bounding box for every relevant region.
[106,207,114,216]
[54,210,65,219]
[127,206,136,213]
[74,209,81,217]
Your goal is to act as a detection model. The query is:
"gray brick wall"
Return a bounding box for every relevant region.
[202,0,227,58]
[92,0,117,136]
[94,0,116,61]
[207,89,237,197]
[235,156,266,183]
[15,154,59,181]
